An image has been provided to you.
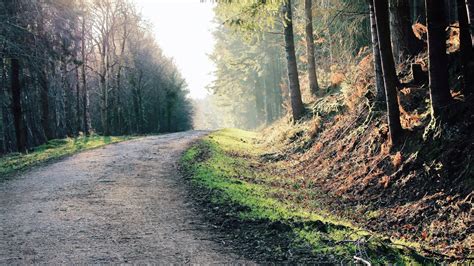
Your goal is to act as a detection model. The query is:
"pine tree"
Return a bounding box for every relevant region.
[283,0,304,121]
[304,0,320,96]
[374,0,403,144]
[425,0,452,121]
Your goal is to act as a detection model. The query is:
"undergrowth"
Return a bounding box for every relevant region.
[181,129,430,264]
[0,135,134,178]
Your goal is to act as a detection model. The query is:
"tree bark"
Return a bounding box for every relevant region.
[75,68,82,134]
[10,59,27,152]
[81,17,91,136]
[282,0,304,121]
[458,0,474,97]
[466,0,474,45]
[100,74,109,135]
[368,0,386,104]
[374,0,404,144]
[39,66,52,140]
[0,58,5,153]
[255,77,265,126]
[389,0,423,62]
[425,0,452,120]
[304,0,320,96]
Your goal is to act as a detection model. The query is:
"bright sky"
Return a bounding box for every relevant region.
[134,0,216,99]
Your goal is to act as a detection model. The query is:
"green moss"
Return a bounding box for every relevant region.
[0,135,134,178]
[181,128,432,264]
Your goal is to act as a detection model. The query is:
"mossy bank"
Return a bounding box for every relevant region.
[180,129,431,264]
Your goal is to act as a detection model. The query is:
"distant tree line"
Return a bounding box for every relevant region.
[0,0,193,154]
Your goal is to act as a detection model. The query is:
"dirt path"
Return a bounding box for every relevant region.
[0,131,252,264]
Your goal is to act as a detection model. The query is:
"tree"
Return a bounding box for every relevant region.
[425,0,452,121]
[389,0,423,62]
[10,59,27,152]
[80,13,91,135]
[374,0,403,144]
[0,58,5,153]
[78,0,92,136]
[304,0,320,96]
[4,0,27,152]
[466,0,474,44]
[368,0,385,104]
[283,0,305,121]
[457,0,473,97]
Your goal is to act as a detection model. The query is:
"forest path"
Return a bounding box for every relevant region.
[0,131,251,264]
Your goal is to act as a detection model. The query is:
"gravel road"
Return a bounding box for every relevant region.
[0,131,252,264]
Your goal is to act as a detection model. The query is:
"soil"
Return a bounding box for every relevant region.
[0,131,253,264]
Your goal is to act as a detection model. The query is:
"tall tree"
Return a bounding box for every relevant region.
[389,0,423,62]
[304,0,320,96]
[283,0,304,121]
[368,0,385,104]
[466,0,474,44]
[10,59,27,152]
[80,8,91,135]
[425,0,452,121]
[0,58,5,153]
[457,0,473,97]
[374,0,403,144]
[39,66,52,140]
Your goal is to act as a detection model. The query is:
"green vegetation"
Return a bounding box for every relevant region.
[0,135,134,178]
[181,129,429,264]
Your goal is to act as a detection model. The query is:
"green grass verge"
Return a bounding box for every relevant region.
[0,135,135,178]
[181,128,432,264]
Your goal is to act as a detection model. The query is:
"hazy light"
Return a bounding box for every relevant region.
[133,0,216,99]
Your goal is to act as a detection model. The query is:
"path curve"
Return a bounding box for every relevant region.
[0,131,251,264]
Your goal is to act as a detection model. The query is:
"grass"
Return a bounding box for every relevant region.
[0,135,134,178]
[181,128,432,264]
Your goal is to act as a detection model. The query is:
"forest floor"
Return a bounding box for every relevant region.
[181,128,471,264]
[0,131,255,264]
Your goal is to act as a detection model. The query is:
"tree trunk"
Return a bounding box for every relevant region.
[368,0,386,104]
[458,0,474,97]
[425,0,452,120]
[374,0,404,144]
[39,66,52,140]
[304,0,319,96]
[75,68,82,134]
[282,0,304,121]
[10,59,26,152]
[61,60,73,137]
[466,0,474,45]
[412,0,426,23]
[81,18,91,136]
[0,58,5,153]
[264,75,274,124]
[254,73,265,126]
[389,0,423,62]
[100,75,109,135]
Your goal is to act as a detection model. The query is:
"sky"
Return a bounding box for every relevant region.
[133,0,217,99]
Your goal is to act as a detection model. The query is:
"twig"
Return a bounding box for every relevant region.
[354,256,371,266]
